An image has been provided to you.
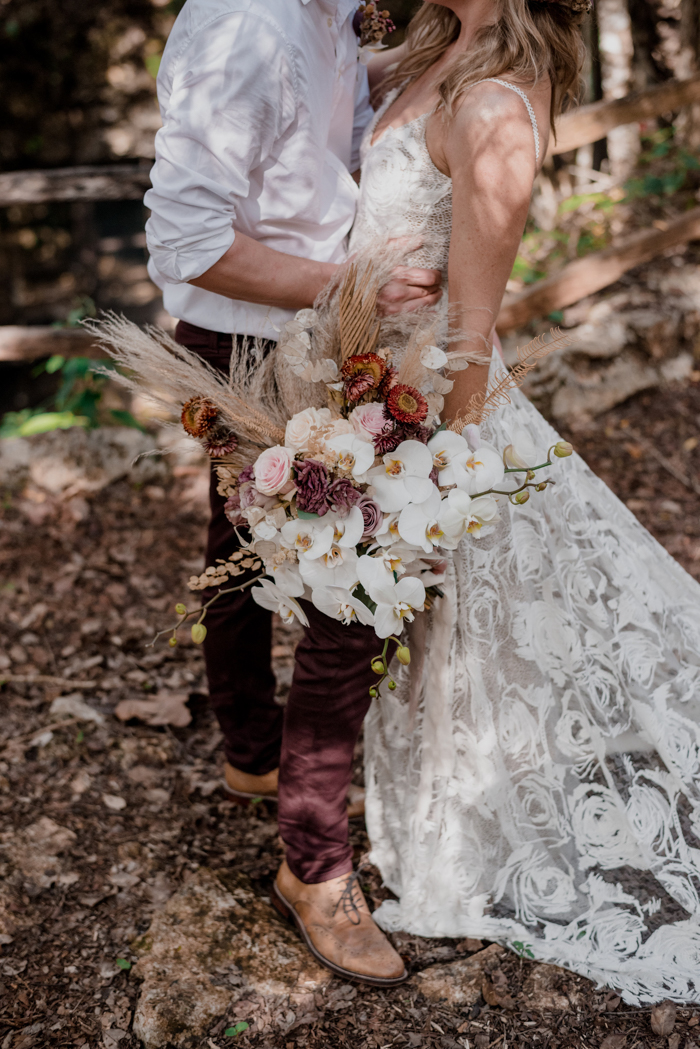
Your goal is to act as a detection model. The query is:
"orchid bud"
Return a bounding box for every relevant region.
[396,645,411,665]
[169,636,178,648]
[191,623,207,644]
[535,482,548,492]
[388,680,397,691]
[371,659,385,675]
[369,686,378,698]
[514,491,530,504]
[175,603,187,615]
[553,441,573,458]
[526,470,536,480]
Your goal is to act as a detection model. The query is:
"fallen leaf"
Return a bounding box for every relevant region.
[651,1001,677,1036]
[49,692,104,725]
[482,969,515,1010]
[668,1034,681,1049]
[114,692,191,728]
[600,1034,626,1049]
[102,794,127,811]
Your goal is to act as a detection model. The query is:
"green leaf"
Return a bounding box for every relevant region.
[15,411,89,437]
[109,409,147,432]
[116,958,131,970]
[296,510,320,520]
[46,354,66,374]
[547,310,564,323]
[576,929,587,939]
[224,1022,249,1037]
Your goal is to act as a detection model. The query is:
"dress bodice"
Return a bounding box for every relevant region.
[349,79,541,283]
[349,88,453,278]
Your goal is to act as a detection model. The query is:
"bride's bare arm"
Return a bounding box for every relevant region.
[434,83,549,423]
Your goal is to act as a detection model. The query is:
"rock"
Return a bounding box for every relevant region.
[411,943,506,1007]
[3,816,77,889]
[521,960,584,1010]
[0,426,165,495]
[550,352,659,422]
[132,868,331,1048]
[49,692,105,725]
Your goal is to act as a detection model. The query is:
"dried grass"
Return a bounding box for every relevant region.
[85,314,286,447]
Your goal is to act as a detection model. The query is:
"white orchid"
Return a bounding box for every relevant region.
[374,511,401,547]
[280,517,334,560]
[368,440,434,512]
[326,433,375,482]
[503,426,539,471]
[251,579,309,627]
[439,488,499,541]
[265,560,305,597]
[455,437,505,496]
[311,586,375,627]
[357,552,398,595]
[427,429,471,488]
[299,544,359,590]
[331,505,365,548]
[398,487,447,554]
[370,576,426,639]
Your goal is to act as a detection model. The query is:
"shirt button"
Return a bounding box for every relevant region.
[327,16,333,26]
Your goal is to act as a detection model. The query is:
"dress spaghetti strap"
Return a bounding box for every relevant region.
[475,78,541,162]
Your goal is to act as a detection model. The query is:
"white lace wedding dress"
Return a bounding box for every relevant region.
[349,84,700,1005]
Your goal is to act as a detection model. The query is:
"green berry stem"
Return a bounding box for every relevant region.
[147,573,265,649]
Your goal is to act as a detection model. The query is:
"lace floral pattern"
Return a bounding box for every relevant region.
[351,85,700,1005]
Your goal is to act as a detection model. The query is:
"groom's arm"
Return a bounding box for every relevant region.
[147,14,439,316]
[189,234,442,314]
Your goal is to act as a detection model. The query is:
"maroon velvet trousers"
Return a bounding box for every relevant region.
[175,320,382,883]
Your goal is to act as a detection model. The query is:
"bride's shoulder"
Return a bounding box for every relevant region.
[445,78,550,157]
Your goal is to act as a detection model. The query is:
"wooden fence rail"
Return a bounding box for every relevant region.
[550,73,700,156]
[0,164,151,208]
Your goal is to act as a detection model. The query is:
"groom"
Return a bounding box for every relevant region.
[145,0,439,984]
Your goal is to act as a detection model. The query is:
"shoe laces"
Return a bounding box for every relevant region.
[332,864,368,926]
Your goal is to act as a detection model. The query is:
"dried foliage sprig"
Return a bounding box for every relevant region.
[448,328,573,431]
[85,314,286,447]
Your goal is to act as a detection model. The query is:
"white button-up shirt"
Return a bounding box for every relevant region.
[145,0,373,339]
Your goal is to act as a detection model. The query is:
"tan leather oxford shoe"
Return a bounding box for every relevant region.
[273,859,407,987]
[223,762,279,802]
[223,763,366,818]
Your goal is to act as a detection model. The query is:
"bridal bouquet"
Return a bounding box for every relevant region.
[92,256,571,689]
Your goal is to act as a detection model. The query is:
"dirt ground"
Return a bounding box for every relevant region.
[1,376,700,1049]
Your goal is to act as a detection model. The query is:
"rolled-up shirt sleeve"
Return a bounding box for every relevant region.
[351,63,374,173]
[145,12,297,285]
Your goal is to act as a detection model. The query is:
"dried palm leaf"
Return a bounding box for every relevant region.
[448,328,573,431]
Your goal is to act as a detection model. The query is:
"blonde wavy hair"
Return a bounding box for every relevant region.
[382,1,587,132]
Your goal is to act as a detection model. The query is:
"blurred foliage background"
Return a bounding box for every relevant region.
[0,0,699,426]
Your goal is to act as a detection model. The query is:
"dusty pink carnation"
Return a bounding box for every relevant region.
[294,458,331,516]
[254,445,293,495]
[328,478,362,516]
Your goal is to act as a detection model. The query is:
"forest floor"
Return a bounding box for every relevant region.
[1,377,700,1049]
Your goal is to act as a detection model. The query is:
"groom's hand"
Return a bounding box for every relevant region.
[377,266,443,316]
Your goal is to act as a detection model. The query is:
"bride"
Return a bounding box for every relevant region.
[354,0,700,1005]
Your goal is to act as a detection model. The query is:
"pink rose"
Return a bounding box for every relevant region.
[350,402,388,442]
[254,445,293,495]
